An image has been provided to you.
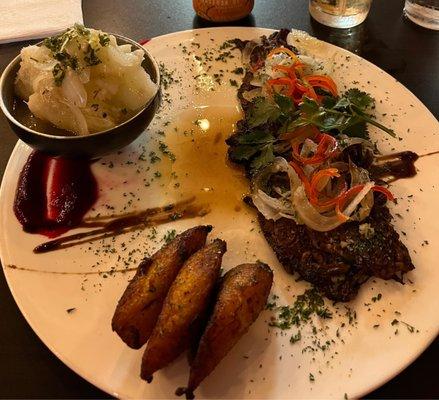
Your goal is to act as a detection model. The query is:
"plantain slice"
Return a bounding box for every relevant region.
[141,239,227,382]
[112,225,212,349]
[179,262,273,399]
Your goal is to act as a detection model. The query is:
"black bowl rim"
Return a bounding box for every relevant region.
[0,32,161,141]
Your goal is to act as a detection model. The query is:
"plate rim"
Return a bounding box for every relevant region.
[1,26,438,399]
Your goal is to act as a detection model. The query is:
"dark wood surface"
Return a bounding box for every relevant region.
[0,0,437,398]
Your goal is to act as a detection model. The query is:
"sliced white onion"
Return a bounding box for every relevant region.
[349,161,374,221]
[242,41,258,67]
[118,44,132,53]
[292,186,343,232]
[77,67,90,84]
[338,134,374,150]
[59,99,89,135]
[251,156,377,231]
[242,87,262,102]
[61,70,87,108]
[249,76,265,87]
[251,157,301,221]
[253,189,297,221]
[342,181,375,217]
[300,138,317,157]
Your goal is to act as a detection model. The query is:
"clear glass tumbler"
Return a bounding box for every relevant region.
[309,0,373,29]
[404,0,439,30]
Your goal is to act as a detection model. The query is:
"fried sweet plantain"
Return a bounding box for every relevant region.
[180,262,273,398]
[140,239,227,382]
[112,225,212,349]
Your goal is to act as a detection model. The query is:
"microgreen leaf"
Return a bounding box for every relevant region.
[250,144,275,172]
[228,144,261,161]
[344,88,374,109]
[247,97,281,128]
[236,130,275,145]
[274,92,294,114]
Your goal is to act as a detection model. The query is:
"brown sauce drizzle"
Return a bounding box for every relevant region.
[370,150,439,183]
[33,197,209,254]
[419,150,439,158]
[6,264,137,276]
[371,151,419,183]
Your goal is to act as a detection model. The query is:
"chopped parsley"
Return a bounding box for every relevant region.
[52,63,66,86]
[158,141,176,162]
[290,331,302,344]
[163,229,177,244]
[42,24,109,85]
[232,67,244,75]
[391,319,418,333]
[84,47,101,66]
[159,62,179,90]
[269,288,332,330]
[98,33,110,47]
[371,293,382,302]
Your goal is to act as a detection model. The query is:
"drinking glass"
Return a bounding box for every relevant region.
[404,0,439,30]
[309,0,373,29]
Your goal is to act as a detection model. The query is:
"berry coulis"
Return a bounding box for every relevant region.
[14,151,98,238]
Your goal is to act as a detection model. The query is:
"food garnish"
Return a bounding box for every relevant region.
[15,24,157,135]
[14,151,97,237]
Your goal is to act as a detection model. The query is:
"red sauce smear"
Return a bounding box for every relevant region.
[14,151,98,238]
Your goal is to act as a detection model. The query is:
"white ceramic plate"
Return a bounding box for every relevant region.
[1,27,438,399]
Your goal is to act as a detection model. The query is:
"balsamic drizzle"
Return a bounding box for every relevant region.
[33,197,209,254]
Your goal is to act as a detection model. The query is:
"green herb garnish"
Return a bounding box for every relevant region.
[158,141,176,162]
[227,87,394,174]
[52,63,65,86]
[83,47,101,66]
[163,229,177,244]
[43,24,106,84]
[98,33,110,47]
[289,89,395,138]
[269,288,332,330]
[290,331,302,344]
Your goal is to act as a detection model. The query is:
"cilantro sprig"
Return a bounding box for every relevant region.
[227,88,394,174]
[289,89,395,139]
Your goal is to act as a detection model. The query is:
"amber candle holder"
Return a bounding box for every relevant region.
[193,0,254,22]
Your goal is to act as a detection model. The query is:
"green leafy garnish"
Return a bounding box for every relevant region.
[98,33,110,47]
[228,130,276,172]
[247,97,281,128]
[42,24,107,84]
[163,229,177,244]
[269,288,332,330]
[273,92,294,114]
[84,47,101,66]
[235,130,276,145]
[250,144,275,171]
[227,87,394,174]
[52,63,65,86]
[289,90,395,138]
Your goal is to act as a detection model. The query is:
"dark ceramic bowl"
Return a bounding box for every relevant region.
[0,34,160,158]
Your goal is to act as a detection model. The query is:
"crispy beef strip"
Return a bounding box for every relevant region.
[228,29,415,301]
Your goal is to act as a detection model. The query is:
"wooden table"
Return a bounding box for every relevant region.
[0,0,437,397]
